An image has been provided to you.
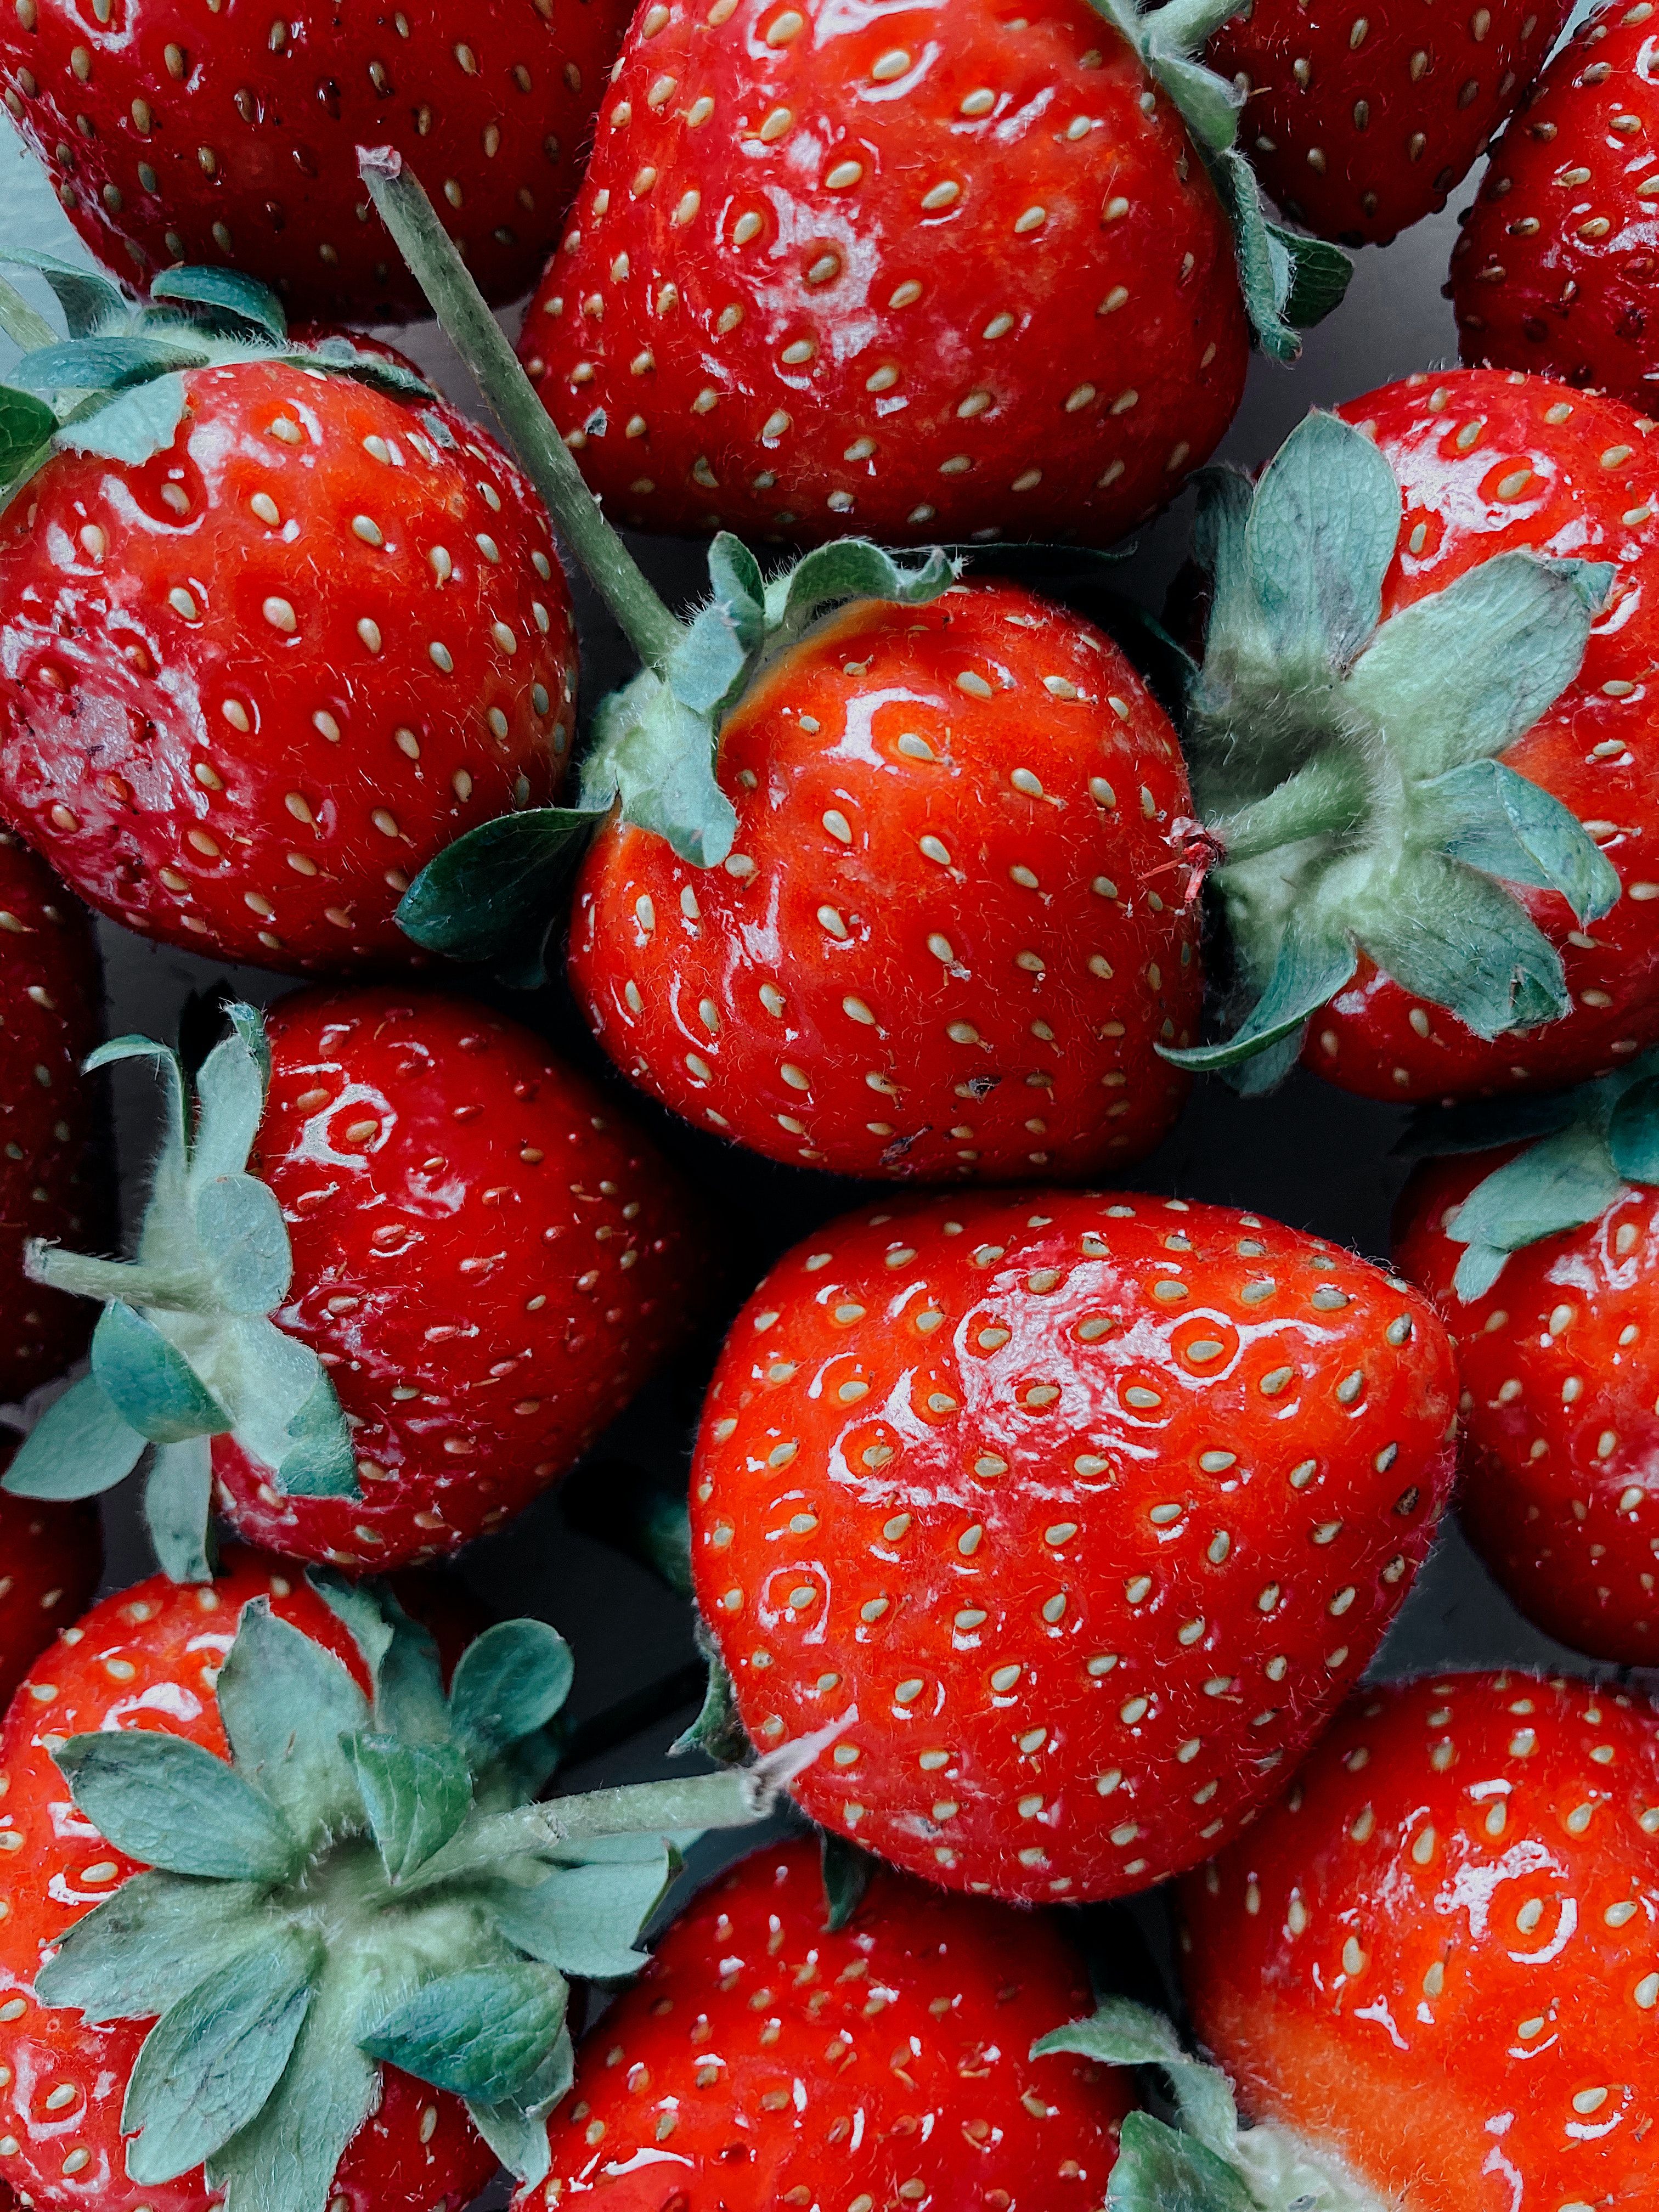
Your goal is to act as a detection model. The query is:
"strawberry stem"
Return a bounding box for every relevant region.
[358,146,686,679]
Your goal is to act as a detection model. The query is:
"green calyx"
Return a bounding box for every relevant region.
[1164,412,1620,1091]
[1403,1050,1659,1299]
[1034,1997,1385,2212]
[36,1578,803,2207]
[0,252,441,500]
[1,1005,354,1582]
[1087,0,1352,361]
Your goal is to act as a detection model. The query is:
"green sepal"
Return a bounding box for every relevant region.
[1359,853,1570,1041]
[0,1371,148,1500]
[122,1931,319,2184]
[35,1871,274,2022]
[765,538,954,632]
[1148,49,1243,150]
[144,1438,216,1583]
[1161,916,1356,1071]
[1238,411,1400,679]
[0,383,58,479]
[1416,758,1619,925]
[466,2030,575,2186]
[273,1363,359,1499]
[361,1963,568,2103]
[586,667,738,868]
[347,1734,473,1881]
[1211,148,1350,363]
[53,1730,304,1883]
[448,1618,575,1762]
[486,1844,675,1979]
[669,530,766,715]
[205,1974,378,2212]
[673,1641,749,1765]
[821,1830,876,1933]
[1033,1997,1239,2154]
[1446,1126,1627,1299]
[92,1299,232,1443]
[12,331,210,392]
[394,805,605,978]
[216,1599,369,1846]
[1107,2112,1257,2212]
[1272,227,1356,328]
[149,266,287,341]
[0,246,127,338]
[1610,1074,1659,1185]
[191,1008,270,1181]
[194,1172,291,1315]
[54,374,188,465]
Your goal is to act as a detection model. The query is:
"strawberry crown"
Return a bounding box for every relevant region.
[0,251,443,500]
[1402,1049,1659,1298]
[32,1575,818,2208]
[1162,412,1620,1090]
[1087,0,1352,361]
[1036,1997,1386,2212]
[1,1005,355,1583]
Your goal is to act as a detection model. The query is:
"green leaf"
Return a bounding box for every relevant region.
[1245,410,1402,675]
[1272,226,1353,328]
[1446,1125,1626,1294]
[1609,1074,1659,1187]
[1147,50,1242,151]
[145,1438,216,1583]
[1141,0,1249,52]
[589,671,736,869]
[672,1645,749,1765]
[190,1009,270,1183]
[1416,758,1621,926]
[448,1620,575,1762]
[205,1973,377,2212]
[12,332,209,393]
[1032,1998,1239,2158]
[297,332,437,401]
[149,266,287,340]
[306,1571,398,1694]
[1,1372,148,1500]
[373,1589,453,1742]
[1360,854,1570,1040]
[216,1316,356,1498]
[360,1964,568,2103]
[347,1734,473,1881]
[1211,146,1300,363]
[1161,916,1357,1072]
[821,1831,874,1933]
[87,1034,190,1161]
[708,531,766,628]
[0,383,58,478]
[216,1599,369,1845]
[54,374,188,465]
[275,1364,357,1498]
[195,1173,292,1315]
[466,2030,574,2186]
[36,1871,273,2021]
[1107,2111,1256,2212]
[0,246,127,338]
[487,1851,673,1979]
[123,1931,319,2183]
[92,1300,230,1444]
[1346,551,1612,781]
[55,1730,303,1882]
[669,533,768,716]
[395,806,602,974]
[774,539,953,630]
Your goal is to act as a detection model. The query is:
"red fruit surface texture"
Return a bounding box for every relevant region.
[0,1482,99,1712]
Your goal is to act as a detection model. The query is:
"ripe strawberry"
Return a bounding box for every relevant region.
[568,578,1202,1183]
[689,1190,1457,1906]
[4,986,703,1578]
[0,835,102,1399]
[0,267,577,974]
[0,1484,98,1708]
[0,1,631,323]
[1173,1671,1659,2210]
[533,1835,1134,2209]
[512,0,1352,550]
[0,1548,762,2212]
[1451,0,1659,408]
[1170,372,1659,1103]
[1210,0,1567,247]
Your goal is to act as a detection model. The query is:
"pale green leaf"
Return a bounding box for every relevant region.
[1,1372,147,1500]
[145,1438,215,1583]
[36,1872,272,2021]
[486,1852,672,1979]
[396,806,602,975]
[149,267,287,340]
[1609,1074,1659,1187]
[1416,757,1620,925]
[1161,916,1357,1072]
[1360,854,1570,1040]
[347,1735,472,1881]
[54,1731,302,1882]
[466,2029,574,2185]
[195,1173,291,1316]
[190,1012,270,1184]
[1245,411,1402,675]
[91,1301,229,1445]
[1107,2112,1256,2212]
[55,375,187,465]
[0,246,127,338]
[206,1972,377,2212]
[360,1963,567,2103]
[216,1600,369,1846]
[449,1620,575,1761]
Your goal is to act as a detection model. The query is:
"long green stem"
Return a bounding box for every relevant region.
[358,148,685,679]
[1210,752,1369,868]
[26,1244,212,1313]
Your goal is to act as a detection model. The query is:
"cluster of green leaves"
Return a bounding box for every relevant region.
[1169,412,1620,1086]
[2,1005,355,1581]
[39,1577,676,2206]
[396,533,954,983]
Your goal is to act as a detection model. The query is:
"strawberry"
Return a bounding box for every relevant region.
[1390,1055,1659,1662]
[3,986,703,1580]
[510,0,1353,550]
[1166,371,1659,1104]
[0,1484,98,1708]
[0,1548,779,2212]
[1451,0,1659,408]
[0,834,103,1400]
[1150,1671,1659,2211]
[532,1835,1136,2210]
[687,1189,1458,1906]
[1210,0,1567,247]
[0,0,631,324]
[0,262,577,975]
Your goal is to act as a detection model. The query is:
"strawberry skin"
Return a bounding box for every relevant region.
[215,985,702,1570]
[1211,0,1565,247]
[517,0,1249,548]
[532,1836,1133,2209]
[1452,0,1659,408]
[1181,1672,1659,2210]
[0,1,630,323]
[569,582,1200,1182]
[1297,368,1659,1102]
[0,359,577,974]
[690,1192,1457,1905]
[0,837,102,1400]
[0,1483,98,1710]
[1393,1150,1659,1663]
[0,1550,496,2212]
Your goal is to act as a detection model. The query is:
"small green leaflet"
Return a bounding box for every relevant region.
[12,331,210,392]
[92,1300,232,1443]
[1108,2112,1257,2212]
[1359,854,1570,1041]
[194,1173,292,1316]
[1610,1074,1659,1185]
[0,1371,147,1500]
[54,374,188,465]
[361,1963,568,2103]
[206,1974,378,2212]
[1415,758,1619,926]
[1032,1997,1242,2159]
[54,1731,303,1883]
[36,1871,274,2022]
[673,1644,749,1765]
[1243,411,1401,677]
[145,1438,216,1583]
[347,1734,473,1881]
[486,1849,673,1979]
[396,805,605,975]
[149,267,288,341]
[448,1618,575,1759]
[466,2030,575,2186]
[0,245,127,339]
[821,1831,875,1933]
[1447,1125,1626,1299]
[0,383,56,481]
[216,1600,369,1846]
[1162,917,1357,1071]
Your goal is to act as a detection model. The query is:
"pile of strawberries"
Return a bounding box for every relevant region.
[0,1,1655,2208]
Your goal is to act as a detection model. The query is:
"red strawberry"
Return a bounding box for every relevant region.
[1169,371,1659,1103]
[511,0,1352,550]
[532,1835,1134,2210]
[568,577,1202,1183]
[1210,0,1567,247]
[1175,1671,1659,2210]
[0,1,631,323]
[6,985,703,1577]
[1451,0,1659,408]
[0,836,102,1399]
[689,1189,1457,1906]
[0,273,577,974]
[0,1483,98,1708]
